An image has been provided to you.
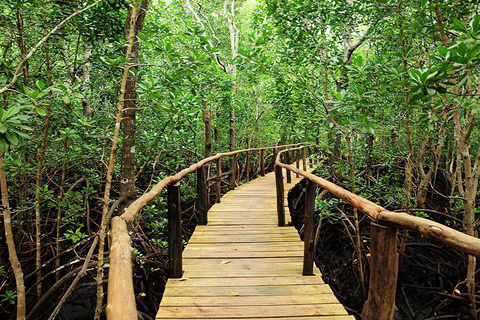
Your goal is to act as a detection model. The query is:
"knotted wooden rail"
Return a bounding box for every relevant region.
[275,146,480,319]
[106,143,304,320]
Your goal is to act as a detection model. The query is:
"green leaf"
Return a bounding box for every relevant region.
[5,131,18,146]
[438,46,447,57]
[36,107,47,116]
[0,137,9,152]
[457,42,467,57]
[470,15,480,34]
[427,88,436,96]
[428,122,434,131]
[31,89,40,99]
[63,96,71,105]
[0,124,7,133]
[36,80,46,90]
[453,18,468,33]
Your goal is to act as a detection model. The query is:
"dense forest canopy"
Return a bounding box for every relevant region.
[1,0,480,319]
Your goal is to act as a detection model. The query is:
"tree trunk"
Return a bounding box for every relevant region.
[397,0,414,274]
[82,45,93,116]
[229,109,235,151]
[94,3,142,318]
[346,135,366,300]
[120,0,149,208]
[227,0,238,151]
[34,106,50,299]
[365,132,374,180]
[0,152,26,320]
[202,100,212,157]
[454,110,478,320]
[16,7,28,86]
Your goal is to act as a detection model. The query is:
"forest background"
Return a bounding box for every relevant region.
[1,0,480,319]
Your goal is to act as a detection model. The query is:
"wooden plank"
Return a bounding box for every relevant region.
[156,304,349,318]
[184,242,303,252]
[183,257,303,266]
[163,284,334,297]
[194,225,296,231]
[188,236,299,243]
[161,294,339,307]
[183,250,304,258]
[182,268,306,278]
[165,276,324,287]
[157,317,355,320]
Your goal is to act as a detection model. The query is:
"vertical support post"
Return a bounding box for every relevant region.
[230,153,237,190]
[216,158,221,203]
[285,151,292,183]
[260,149,265,176]
[197,166,207,225]
[167,182,182,278]
[362,223,398,320]
[272,142,278,169]
[275,165,285,227]
[296,149,300,178]
[303,180,316,275]
[302,146,307,171]
[246,151,251,182]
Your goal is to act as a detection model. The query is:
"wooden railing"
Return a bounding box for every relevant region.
[275,146,480,319]
[105,143,303,320]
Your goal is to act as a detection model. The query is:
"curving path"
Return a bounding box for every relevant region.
[156,168,354,320]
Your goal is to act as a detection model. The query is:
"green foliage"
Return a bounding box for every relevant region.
[315,198,345,224]
[0,290,16,305]
[63,228,87,244]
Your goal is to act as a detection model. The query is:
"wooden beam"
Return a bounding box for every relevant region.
[196,166,207,225]
[216,158,221,203]
[362,223,398,320]
[168,182,183,278]
[302,146,307,171]
[230,154,236,190]
[296,149,300,178]
[303,180,316,276]
[106,217,136,320]
[246,151,251,182]
[285,151,292,183]
[275,165,285,227]
[260,149,265,176]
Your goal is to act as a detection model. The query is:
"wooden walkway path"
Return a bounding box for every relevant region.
[156,170,354,320]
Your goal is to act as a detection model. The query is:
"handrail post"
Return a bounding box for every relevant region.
[303,179,316,275]
[285,151,292,183]
[167,182,183,278]
[272,142,278,169]
[296,149,300,178]
[362,222,398,320]
[197,166,207,225]
[275,164,285,227]
[246,151,251,182]
[302,146,307,171]
[260,149,265,176]
[216,158,221,203]
[230,153,237,190]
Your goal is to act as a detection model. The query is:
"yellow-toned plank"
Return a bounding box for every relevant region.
[156,304,349,319]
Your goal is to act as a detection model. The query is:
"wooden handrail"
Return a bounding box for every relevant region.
[275,146,480,320]
[275,148,480,257]
[106,142,304,320]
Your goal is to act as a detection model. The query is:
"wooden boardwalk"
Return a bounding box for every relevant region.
[156,170,354,320]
